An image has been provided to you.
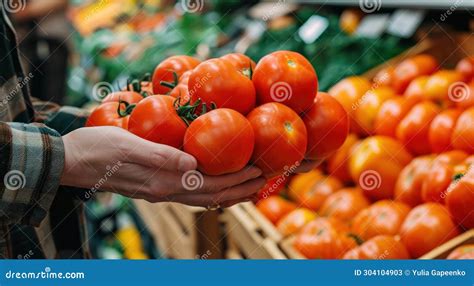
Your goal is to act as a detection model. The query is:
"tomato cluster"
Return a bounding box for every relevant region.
[256,54,474,260]
[87,51,349,178]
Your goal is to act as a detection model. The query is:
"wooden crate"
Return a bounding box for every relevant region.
[223,202,287,259]
[420,229,474,259]
[133,200,223,259]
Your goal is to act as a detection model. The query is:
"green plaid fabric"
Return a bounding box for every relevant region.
[0,5,89,258]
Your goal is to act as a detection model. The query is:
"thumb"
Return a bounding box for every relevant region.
[126,136,197,172]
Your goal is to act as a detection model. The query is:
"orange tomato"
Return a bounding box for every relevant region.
[374,96,417,138]
[456,56,474,81]
[256,196,297,225]
[455,80,474,109]
[424,70,465,107]
[343,235,410,259]
[452,107,474,153]
[446,166,474,229]
[349,136,413,200]
[400,203,460,258]
[428,109,463,153]
[303,92,349,161]
[396,101,440,155]
[276,208,317,236]
[293,217,357,259]
[447,244,474,259]
[354,87,396,135]
[351,200,411,240]
[404,76,429,101]
[392,54,439,94]
[326,134,360,183]
[319,188,370,223]
[297,175,343,211]
[328,76,372,134]
[373,66,395,88]
[394,155,434,207]
[421,151,468,204]
[287,169,323,202]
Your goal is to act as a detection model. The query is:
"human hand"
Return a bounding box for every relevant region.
[61,126,265,207]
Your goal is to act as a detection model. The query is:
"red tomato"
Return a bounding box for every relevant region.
[392,54,439,93]
[86,101,131,129]
[403,76,428,101]
[421,151,467,203]
[343,235,410,259]
[257,175,288,200]
[276,208,317,236]
[374,97,418,137]
[424,70,465,107]
[128,95,187,148]
[297,175,343,211]
[152,55,201,95]
[396,101,440,155]
[447,244,474,259]
[452,107,474,153]
[102,91,144,104]
[252,51,318,114]
[456,56,474,81]
[247,103,307,177]
[169,71,191,104]
[326,134,360,183]
[188,58,256,115]
[446,166,474,229]
[319,188,370,223]
[400,203,460,258]
[293,217,357,259]
[256,196,297,225]
[394,155,434,207]
[351,200,410,240]
[302,92,349,161]
[183,108,254,175]
[220,53,256,78]
[428,108,462,153]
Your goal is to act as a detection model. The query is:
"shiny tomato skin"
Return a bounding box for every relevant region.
[424,70,465,107]
[400,203,460,258]
[252,51,318,114]
[354,87,396,135]
[452,107,474,153]
[349,136,413,201]
[183,108,254,176]
[189,58,256,115]
[86,102,129,129]
[247,103,307,177]
[343,235,410,259]
[394,155,434,207]
[298,175,343,211]
[327,134,360,183]
[302,92,349,161]
[374,97,418,138]
[293,217,357,259]
[152,55,201,95]
[428,109,463,153]
[220,53,256,78]
[256,196,297,225]
[447,244,474,259]
[276,208,317,237]
[403,75,429,101]
[392,54,439,93]
[319,188,370,223]
[328,76,371,134]
[446,166,474,229]
[456,56,474,81]
[102,91,144,104]
[396,101,440,155]
[351,200,410,241]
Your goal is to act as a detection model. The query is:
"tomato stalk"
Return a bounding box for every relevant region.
[173,97,216,126]
[159,71,179,91]
[117,99,136,117]
[347,233,364,246]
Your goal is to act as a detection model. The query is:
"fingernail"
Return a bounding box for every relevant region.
[247,166,262,178]
[178,156,196,172]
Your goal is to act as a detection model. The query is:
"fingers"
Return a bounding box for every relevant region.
[167,177,266,207]
[294,159,323,173]
[196,166,262,193]
[124,135,197,172]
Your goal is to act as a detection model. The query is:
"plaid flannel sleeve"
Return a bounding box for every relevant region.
[0,122,64,226]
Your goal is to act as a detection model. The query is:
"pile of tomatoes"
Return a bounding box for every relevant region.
[256,54,474,260]
[87,51,350,177]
